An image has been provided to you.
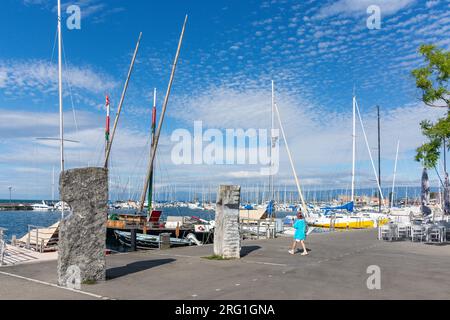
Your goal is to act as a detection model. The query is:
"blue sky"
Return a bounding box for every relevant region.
[1,0,450,200]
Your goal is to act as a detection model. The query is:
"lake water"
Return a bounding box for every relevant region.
[0,207,294,242]
[0,211,62,240]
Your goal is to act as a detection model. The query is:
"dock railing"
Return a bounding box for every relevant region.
[24,225,58,253]
[240,219,277,240]
[0,228,6,266]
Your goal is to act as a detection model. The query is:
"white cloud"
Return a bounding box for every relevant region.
[170,85,446,186]
[0,107,154,198]
[0,59,118,96]
[426,0,440,8]
[315,0,416,19]
[0,69,7,88]
[23,0,125,24]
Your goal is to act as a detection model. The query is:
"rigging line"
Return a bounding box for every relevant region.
[434,166,445,188]
[61,37,82,165]
[50,26,58,64]
[354,99,385,203]
[273,102,308,216]
[61,38,79,135]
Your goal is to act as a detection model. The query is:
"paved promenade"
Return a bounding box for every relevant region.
[1,229,449,300]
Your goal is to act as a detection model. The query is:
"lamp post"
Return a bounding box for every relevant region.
[8,186,12,204]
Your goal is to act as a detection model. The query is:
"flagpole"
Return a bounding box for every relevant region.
[105,95,111,167]
[148,88,157,214]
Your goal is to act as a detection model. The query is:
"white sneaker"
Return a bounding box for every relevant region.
[288,250,295,255]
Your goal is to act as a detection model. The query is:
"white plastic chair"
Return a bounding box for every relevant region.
[411,225,426,242]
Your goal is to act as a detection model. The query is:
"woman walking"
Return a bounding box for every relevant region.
[289,210,308,255]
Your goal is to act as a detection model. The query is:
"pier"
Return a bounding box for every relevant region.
[0,203,33,211]
[1,229,449,300]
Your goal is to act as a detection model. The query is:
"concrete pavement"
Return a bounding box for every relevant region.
[1,229,449,300]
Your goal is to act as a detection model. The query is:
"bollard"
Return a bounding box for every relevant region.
[159,233,171,250]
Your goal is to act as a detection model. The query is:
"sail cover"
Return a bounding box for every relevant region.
[320,201,354,214]
[244,204,254,210]
[266,200,275,217]
[421,168,432,216]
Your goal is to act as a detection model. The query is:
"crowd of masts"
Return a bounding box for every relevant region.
[108,181,425,207]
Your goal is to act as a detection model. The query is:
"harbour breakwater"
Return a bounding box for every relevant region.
[0,203,33,211]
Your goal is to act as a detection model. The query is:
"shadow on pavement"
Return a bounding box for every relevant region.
[106,258,176,280]
[240,245,261,257]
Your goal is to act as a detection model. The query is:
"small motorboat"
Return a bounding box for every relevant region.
[114,230,199,249]
[31,201,54,211]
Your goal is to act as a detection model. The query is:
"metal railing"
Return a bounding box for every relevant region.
[240,219,278,240]
[25,225,57,253]
[0,228,7,266]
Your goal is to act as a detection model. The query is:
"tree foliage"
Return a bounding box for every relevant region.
[412,44,450,168]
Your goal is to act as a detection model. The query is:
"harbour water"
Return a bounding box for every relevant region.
[0,211,61,241]
[0,206,295,242]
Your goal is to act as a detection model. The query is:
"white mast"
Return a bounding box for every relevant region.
[273,101,308,216]
[351,94,356,203]
[52,166,55,202]
[58,0,64,173]
[270,80,275,201]
[57,0,65,219]
[354,98,385,205]
[391,140,400,208]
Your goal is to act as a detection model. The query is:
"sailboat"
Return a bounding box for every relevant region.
[17,0,66,251]
[240,81,282,235]
[309,94,390,229]
[105,16,211,248]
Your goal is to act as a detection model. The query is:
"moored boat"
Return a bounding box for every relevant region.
[113,230,197,249]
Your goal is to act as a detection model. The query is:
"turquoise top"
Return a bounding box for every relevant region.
[294,219,306,240]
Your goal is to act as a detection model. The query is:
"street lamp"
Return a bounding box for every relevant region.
[8,186,12,203]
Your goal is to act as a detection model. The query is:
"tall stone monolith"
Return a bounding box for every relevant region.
[214,185,241,259]
[58,167,108,286]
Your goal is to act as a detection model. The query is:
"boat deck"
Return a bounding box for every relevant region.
[1,229,450,300]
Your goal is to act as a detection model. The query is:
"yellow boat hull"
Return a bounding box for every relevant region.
[311,218,390,230]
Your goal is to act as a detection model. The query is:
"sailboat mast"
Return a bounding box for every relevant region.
[391,140,400,208]
[273,102,308,216]
[377,105,382,213]
[52,166,55,202]
[58,0,64,173]
[351,94,356,203]
[104,32,142,168]
[148,88,157,213]
[139,15,188,213]
[270,80,275,201]
[57,0,65,219]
